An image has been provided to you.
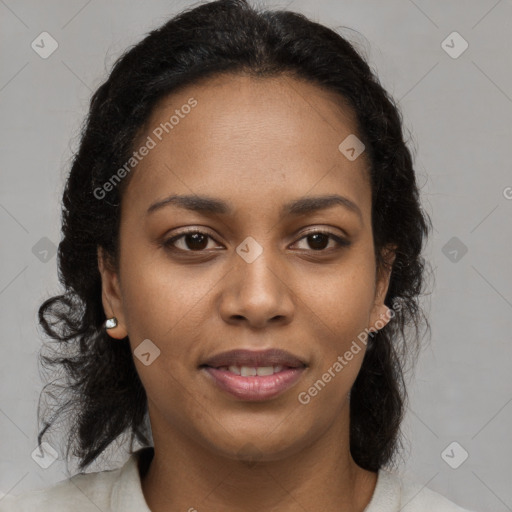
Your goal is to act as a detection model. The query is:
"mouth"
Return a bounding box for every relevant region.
[199,348,307,401]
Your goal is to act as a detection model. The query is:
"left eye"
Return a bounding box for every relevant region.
[293,231,350,251]
[163,230,350,253]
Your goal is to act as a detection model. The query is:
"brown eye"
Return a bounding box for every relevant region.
[181,233,209,251]
[305,233,330,250]
[162,228,350,255]
[164,231,217,252]
[293,230,351,252]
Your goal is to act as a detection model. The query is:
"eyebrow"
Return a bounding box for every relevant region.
[146,193,362,221]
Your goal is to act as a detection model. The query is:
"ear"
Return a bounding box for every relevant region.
[368,244,397,333]
[97,246,128,339]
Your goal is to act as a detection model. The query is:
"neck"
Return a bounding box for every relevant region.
[140,410,378,512]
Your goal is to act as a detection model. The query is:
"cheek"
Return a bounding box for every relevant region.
[303,260,376,333]
[298,276,372,410]
[119,238,210,337]
[118,249,220,393]
[296,258,376,397]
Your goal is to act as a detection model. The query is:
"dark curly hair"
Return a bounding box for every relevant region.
[36,0,433,475]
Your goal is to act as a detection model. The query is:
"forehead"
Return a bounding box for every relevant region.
[123,73,371,221]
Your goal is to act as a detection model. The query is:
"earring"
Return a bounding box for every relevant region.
[104,317,118,330]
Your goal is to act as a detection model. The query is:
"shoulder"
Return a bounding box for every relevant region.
[374,468,476,512]
[0,463,124,512]
[0,448,153,512]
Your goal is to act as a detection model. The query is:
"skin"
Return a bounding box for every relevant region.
[98,73,396,512]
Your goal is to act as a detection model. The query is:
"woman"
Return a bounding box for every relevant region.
[0,0,475,511]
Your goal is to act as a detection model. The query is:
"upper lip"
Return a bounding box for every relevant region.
[201,348,307,369]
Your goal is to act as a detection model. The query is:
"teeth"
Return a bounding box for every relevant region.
[256,366,274,376]
[228,365,241,375]
[223,365,285,376]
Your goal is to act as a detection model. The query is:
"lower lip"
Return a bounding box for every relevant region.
[202,366,306,401]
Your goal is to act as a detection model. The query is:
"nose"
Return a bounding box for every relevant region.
[218,244,295,329]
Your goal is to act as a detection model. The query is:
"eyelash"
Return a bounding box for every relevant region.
[162,228,351,254]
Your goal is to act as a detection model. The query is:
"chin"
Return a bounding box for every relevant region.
[195,417,313,462]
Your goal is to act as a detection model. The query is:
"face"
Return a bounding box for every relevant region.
[98,73,395,462]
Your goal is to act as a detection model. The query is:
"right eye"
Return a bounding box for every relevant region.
[162,230,222,252]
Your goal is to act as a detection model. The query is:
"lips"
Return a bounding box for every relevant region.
[200,348,307,369]
[200,348,307,401]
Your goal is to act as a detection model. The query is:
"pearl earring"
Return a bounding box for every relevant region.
[104,317,118,330]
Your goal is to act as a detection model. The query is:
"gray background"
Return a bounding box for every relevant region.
[1,0,511,511]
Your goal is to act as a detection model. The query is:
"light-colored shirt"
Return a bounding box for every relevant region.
[0,447,475,511]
